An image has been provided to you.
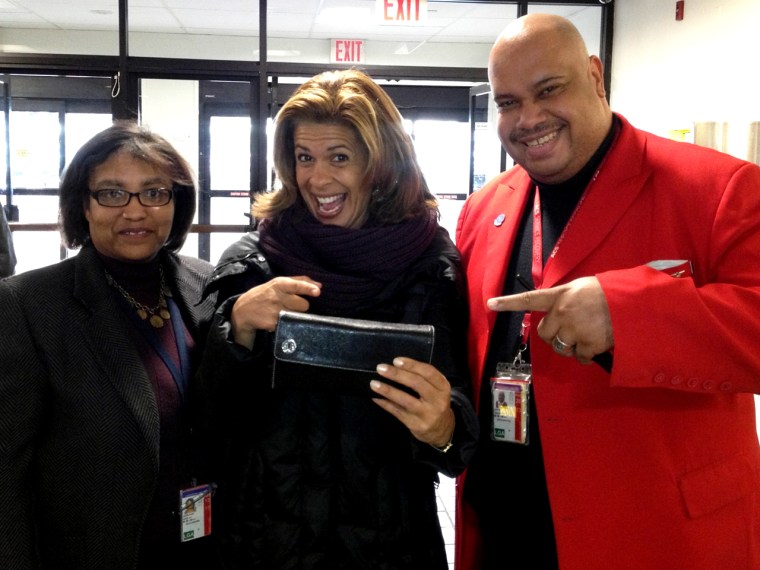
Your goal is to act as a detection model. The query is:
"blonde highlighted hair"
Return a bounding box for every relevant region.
[254,69,437,224]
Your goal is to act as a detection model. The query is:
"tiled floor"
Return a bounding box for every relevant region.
[436,475,457,570]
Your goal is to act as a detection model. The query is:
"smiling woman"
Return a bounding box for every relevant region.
[85,151,176,263]
[0,122,220,569]
[196,69,479,569]
[293,121,371,228]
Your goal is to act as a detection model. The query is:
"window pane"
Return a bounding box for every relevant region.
[13,231,62,275]
[413,119,470,198]
[209,195,248,264]
[210,116,251,191]
[179,233,199,260]
[65,113,113,165]
[208,115,251,263]
[411,119,470,237]
[14,194,58,224]
[211,195,250,225]
[11,111,60,189]
[210,231,247,266]
[10,189,63,274]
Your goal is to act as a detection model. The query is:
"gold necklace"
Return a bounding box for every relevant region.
[105,265,172,328]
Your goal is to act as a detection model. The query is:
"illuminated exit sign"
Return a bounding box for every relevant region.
[377,0,428,23]
[330,39,365,64]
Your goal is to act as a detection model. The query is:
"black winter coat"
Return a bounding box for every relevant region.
[198,228,478,570]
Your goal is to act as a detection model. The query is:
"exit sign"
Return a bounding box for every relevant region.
[377,0,428,23]
[330,39,365,64]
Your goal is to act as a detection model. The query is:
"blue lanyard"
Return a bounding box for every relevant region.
[125,295,192,401]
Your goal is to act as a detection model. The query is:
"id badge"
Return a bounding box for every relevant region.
[180,484,213,542]
[490,362,532,445]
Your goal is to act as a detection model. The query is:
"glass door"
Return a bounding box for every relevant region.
[4,75,112,273]
[468,83,506,196]
[198,80,256,264]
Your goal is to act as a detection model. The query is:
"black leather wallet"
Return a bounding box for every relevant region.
[272,310,435,397]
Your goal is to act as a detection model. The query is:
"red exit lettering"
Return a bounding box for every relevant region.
[383,0,422,22]
[334,40,364,63]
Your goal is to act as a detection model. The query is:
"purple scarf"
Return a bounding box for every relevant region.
[258,204,438,315]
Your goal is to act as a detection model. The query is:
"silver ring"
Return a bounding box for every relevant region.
[552,335,574,354]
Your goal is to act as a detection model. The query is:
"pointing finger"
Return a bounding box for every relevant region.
[274,275,322,298]
[487,287,562,313]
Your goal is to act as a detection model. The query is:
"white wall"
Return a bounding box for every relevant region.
[139,78,199,175]
[610,0,760,159]
[611,0,760,435]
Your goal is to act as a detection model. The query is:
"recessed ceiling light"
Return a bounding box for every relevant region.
[254,50,301,57]
[1,44,35,53]
[316,7,371,24]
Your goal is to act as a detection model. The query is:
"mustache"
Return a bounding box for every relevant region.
[509,122,563,143]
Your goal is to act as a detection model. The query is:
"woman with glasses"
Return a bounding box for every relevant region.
[0,122,219,569]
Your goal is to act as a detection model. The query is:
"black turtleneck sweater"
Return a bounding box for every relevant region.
[465,117,619,570]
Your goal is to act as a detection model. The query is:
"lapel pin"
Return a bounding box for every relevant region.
[494,213,505,227]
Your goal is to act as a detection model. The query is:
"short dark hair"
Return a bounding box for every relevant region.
[59,121,197,251]
[253,69,437,225]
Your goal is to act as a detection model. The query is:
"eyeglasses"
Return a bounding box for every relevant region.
[89,187,173,208]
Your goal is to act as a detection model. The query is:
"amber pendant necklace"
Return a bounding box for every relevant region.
[105,265,172,328]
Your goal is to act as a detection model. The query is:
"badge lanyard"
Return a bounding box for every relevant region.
[128,295,192,401]
[522,183,592,349]
[519,189,546,351]
[491,184,594,445]
[489,191,548,445]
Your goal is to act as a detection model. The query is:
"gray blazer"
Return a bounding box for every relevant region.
[0,244,216,569]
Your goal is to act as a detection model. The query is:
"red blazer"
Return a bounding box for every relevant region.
[455,114,760,569]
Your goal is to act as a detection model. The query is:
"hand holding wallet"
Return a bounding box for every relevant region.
[272,310,436,397]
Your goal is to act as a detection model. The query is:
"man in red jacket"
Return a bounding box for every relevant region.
[455,12,760,570]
